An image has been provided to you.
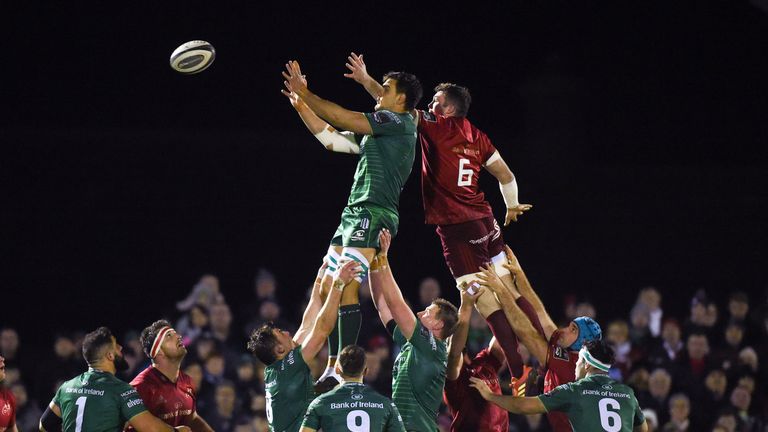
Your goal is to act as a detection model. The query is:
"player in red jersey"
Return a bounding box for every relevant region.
[477,246,603,432]
[443,289,509,432]
[0,356,18,432]
[345,53,536,393]
[129,321,213,432]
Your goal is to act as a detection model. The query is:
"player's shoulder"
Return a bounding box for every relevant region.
[0,386,14,402]
[130,365,156,386]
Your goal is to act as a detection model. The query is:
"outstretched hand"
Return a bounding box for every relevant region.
[336,260,362,285]
[460,284,484,307]
[378,228,392,256]
[282,60,309,98]
[504,204,533,226]
[502,245,523,276]
[469,377,493,400]
[343,52,371,84]
[476,264,510,298]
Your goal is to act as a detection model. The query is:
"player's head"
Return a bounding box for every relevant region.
[335,345,367,380]
[0,355,5,382]
[140,320,186,364]
[82,326,129,373]
[558,316,602,350]
[376,71,422,112]
[417,298,459,340]
[430,83,472,118]
[247,322,296,366]
[575,339,614,379]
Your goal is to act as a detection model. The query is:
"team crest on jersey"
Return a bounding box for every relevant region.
[352,393,363,400]
[1,402,10,416]
[421,111,437,122]
[602,384,613,390]
[553,346,570,361]
[372,110,401,124]
[351,229,366,241]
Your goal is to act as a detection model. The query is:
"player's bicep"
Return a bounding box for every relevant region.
[126,411,166,432]
[391,302,417,340]
[334,111,373,135]
[301,329,326,363]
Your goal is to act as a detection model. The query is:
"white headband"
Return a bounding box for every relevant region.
[579,346,611,372]
[150,326,172,359]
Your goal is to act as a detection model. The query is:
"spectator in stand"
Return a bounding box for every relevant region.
[35,332,83,402]
[638,368,673,427]
[662,393,691,431]
[243,300,292,342]
[606,319,636,379]
[418,277,442,310]
[701,369,728,428]
[712,408,738,432]
[0,329,22,380]
[648,319,684,372]
[574,301,596,320]
[177,274,225,312]
[629,302,654,348]
[122,330,149,380]
[715,323,745,372]
[204,380,241,432]
[729,385,762,431]
[233,355,259,417]
[673,332,713,402]
[209,302,243,376]
[637,287,663,337]
[176,304,211,346]
[727,291,750,335]
[684,290,718,339]
[11,382,37,432]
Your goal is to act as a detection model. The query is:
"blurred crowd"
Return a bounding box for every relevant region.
[2,271,767,432]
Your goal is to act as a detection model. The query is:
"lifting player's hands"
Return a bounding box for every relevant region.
[378,228,392,257]
[501,245,523,276]
[335,259,363,286]
[504,204,533,226]
[459,284,484,308]
[282,60,309,98]
[469,377,494,400]
[343,52,371,84]
[476,264,512,300]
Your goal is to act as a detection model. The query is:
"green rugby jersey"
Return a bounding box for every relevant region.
[264,346,315,432]
[347,110,417,212]
[301,381,405,432]
[52,369,147,432]
[391,321,447,432]
[539,374,645,432]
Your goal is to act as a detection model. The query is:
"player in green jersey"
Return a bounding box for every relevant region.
[368,229,459,431]
[247,260,361,432]
[282,60,422,392]
[301,345,405,432]
[470,340,649,432]
[39,327,190,432]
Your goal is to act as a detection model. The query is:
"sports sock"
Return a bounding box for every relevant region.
[327,322,340,362]
[515,296,545,336]
[487,310,524,378]
[338,303,362,352]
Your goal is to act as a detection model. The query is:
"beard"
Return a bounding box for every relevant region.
[114,353,130,372]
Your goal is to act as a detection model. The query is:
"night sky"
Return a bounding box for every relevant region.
[4,1,768,348]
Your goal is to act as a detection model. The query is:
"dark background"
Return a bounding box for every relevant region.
[3,1,767,348]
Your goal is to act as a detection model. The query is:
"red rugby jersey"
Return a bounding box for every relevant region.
[127,366,196,429]
[543,330,579,432]
[443,349,508,432]
[418,110,498,225]
[0,387,16,432]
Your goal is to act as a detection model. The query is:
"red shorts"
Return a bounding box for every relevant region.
[436,216,505,279]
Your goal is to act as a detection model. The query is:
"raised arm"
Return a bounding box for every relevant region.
[301,260,362,362]
[284,60,373,135]
[343,52,384,100]
[446,289,481,380]
[501,246,557,339]
[469,378,547,414]
[369,255,394,326]
[484,153,532,226]
[373,229,418,339]
[476,265,549,365]
[293,263,327,346]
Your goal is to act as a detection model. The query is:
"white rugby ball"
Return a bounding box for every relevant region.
[169,40,216,74]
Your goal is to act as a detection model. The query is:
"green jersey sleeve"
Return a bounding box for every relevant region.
[384,401,406,432]
[392,324,407,346]
[365,111,409,136]
[301,399,322,431]
[117,382,147,421]
[538,382,576,413]
[633,400,646,426]
[51,385,63,408]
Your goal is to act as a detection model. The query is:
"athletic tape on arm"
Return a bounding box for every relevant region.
[314,127,360,154]
[500,177,520,207]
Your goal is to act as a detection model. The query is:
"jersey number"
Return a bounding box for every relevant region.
[75,396,87,432]
[346,410,371,432]
[265,393,273,423]
[457,158,473,186]
[598,398,622,432]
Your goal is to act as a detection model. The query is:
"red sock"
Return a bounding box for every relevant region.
[486,310,524,377]
[515,296,545,337]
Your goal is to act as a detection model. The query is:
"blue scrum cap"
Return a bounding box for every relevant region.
[569,316,602,350]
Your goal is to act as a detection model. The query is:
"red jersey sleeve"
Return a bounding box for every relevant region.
[476,131,498,166]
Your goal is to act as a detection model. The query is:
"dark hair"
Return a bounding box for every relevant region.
[140,319,172,358]
[432,298,459,339]
[584,339,615,365]
[383,71,423,111]
[82,326,115,365]
[729,291,748,303]
[247,322,278,365]
[434,83,472,117]
[338,345,366,378]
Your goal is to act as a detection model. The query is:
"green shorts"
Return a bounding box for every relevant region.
[330,205,399,249]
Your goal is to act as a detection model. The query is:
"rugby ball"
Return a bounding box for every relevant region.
[169,40,216,74]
